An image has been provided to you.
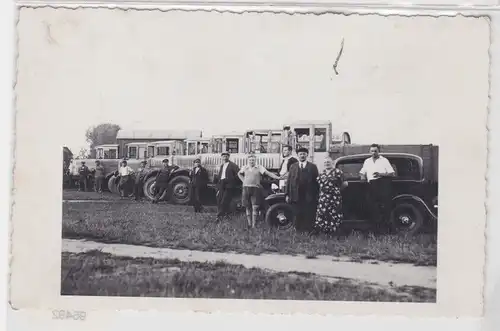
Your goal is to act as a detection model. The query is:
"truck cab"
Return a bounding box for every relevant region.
[95,144,119,160]
[286,121,350,172]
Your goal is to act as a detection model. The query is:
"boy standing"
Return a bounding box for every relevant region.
[238,153,281,228]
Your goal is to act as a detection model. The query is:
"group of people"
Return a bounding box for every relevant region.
[75,143,396,234]
[212,143,395,234]
[76,160,106,193]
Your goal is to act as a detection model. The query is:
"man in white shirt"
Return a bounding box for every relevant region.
[359,144,395,230]
[278,145,298,191]
[118,160,135,198]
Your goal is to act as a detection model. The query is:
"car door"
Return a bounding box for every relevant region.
[336,158,370,221]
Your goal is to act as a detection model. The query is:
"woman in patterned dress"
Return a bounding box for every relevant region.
[314,157,348,234]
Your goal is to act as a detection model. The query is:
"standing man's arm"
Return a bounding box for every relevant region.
[359,161,368,181]
[311,164,320,194]
[202,168,209,185]
[383,159,395,177]
[285,165,294,202]
[262,165,280,181]
[237,166,245,183]
[233,163,241,182]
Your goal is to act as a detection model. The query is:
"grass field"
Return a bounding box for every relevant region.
[62,192,437,266]
[61,250,435,302]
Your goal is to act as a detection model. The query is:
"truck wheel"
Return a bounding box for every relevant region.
[108,176,118,194]
[168,176,191,205]
[389,202,424,236]
[143,177,167,202]
[265,203,295,230]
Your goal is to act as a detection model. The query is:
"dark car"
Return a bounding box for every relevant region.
[264,152,438,235]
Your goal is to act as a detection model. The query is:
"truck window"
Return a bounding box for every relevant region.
[109,149,117,159]
[148,146,154,158]
[314,128,327,152]
[294,128,310,150]
[188,143,196,155]
[200,143,209,154]
[156,147,169,156]
[128,147,137,159]
[226,139,239,153]
[269,134,281,153]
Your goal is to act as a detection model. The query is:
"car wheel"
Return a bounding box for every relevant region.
[389,202,424,235]
[265,203,295,230]
[168,176,191,205]
[143,177,167,202]
[108,176,118,194]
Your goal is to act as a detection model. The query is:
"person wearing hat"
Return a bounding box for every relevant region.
[238,153,282,228]
[152,158,179,204]
[78,161,90,192]
[285,147,319,232]
[133,160,149,201]
[189,158,209,212]
[215,152,240,221]
[118,160,135,198]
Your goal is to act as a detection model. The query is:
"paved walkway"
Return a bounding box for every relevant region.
[62,239,437,289]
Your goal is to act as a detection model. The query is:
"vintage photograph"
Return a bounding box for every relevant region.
[62,124,439,302]
[11,7,489,317]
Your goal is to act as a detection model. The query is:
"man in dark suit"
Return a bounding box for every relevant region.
[189,158,209,212]
[285,147,319,232]
[278,144,298,191]
[215,152,240,221]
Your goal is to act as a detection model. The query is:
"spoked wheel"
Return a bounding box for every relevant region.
[265,203,295,230]
[143,177,167,202]
[389,202,424,236]
[168,176,191,205]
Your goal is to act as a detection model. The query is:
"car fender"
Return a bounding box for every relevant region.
[144,169,160,181]
[392,194,437,221]
[170,168,190,179]
[265,193,286,206]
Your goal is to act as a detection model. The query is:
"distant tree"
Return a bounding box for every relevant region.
[85,123,121,158]
[77,148,90,159]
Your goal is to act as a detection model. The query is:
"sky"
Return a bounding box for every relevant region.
[22,10,478,154]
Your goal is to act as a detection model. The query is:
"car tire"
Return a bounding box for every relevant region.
[143,176,167,202]
[168,175,191,205]
[389,202,424,236]
[265,203,295,230]
[108,176,118,194]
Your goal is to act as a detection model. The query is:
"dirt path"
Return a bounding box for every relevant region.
[62,239,436,289]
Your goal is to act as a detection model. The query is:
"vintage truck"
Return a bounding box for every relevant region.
[70,121,352,202]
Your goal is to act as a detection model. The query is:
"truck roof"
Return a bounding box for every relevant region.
[116,129,202,140]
